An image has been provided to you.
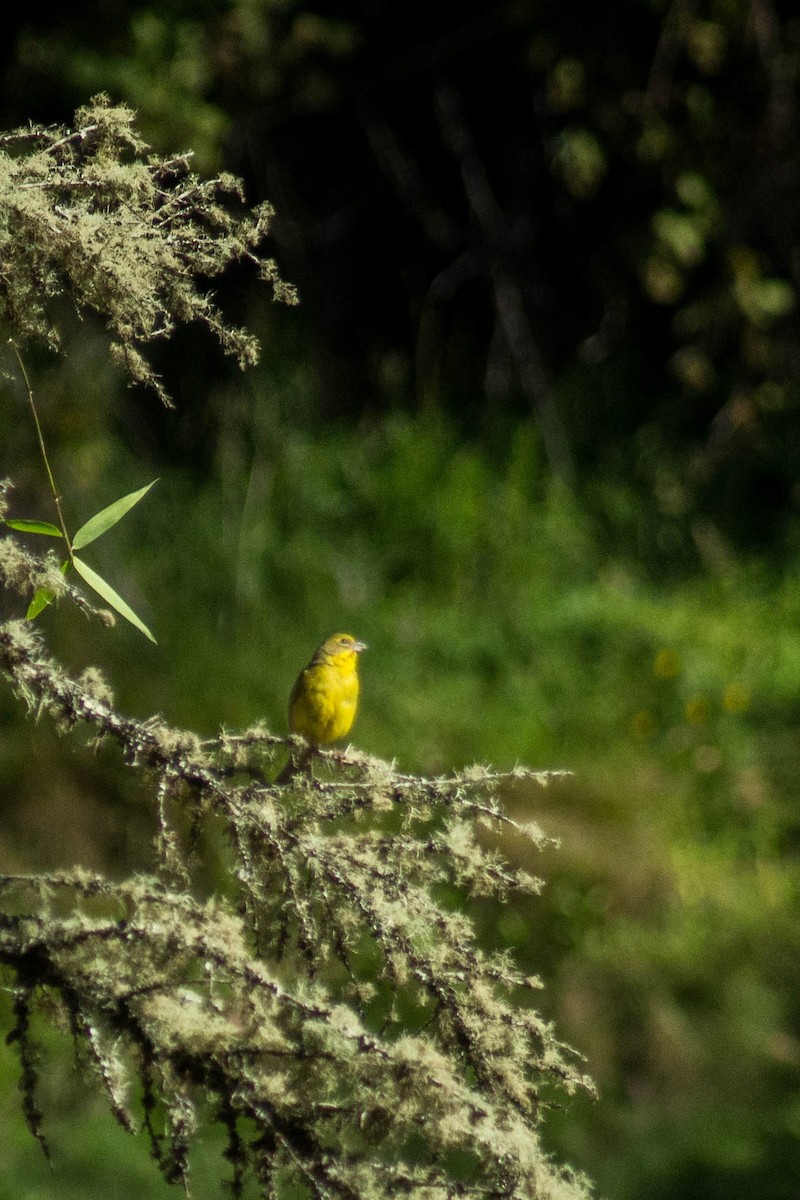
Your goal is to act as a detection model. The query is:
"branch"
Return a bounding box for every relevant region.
[0,573,593,1199]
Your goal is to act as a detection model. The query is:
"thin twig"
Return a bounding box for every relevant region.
[8,340,73,560]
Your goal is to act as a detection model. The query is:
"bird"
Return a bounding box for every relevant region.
[279,633,367,779]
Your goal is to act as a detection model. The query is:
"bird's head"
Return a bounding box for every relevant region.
[314,632,368,669]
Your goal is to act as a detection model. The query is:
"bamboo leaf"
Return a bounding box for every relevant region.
[72,480,158,550]
[26,588,55,619]
[26,561,70,621]
[72,556,156,643]
[6,519,64,538]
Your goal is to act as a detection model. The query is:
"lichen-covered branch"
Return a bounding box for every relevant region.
[0,537,594,1199]
[0,95,298,405]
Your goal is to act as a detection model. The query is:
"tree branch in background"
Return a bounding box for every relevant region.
[434,84,574,483]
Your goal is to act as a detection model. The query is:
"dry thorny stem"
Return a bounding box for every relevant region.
[0,533,594,1200]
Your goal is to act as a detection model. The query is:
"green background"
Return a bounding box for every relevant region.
[2,3,800,1197]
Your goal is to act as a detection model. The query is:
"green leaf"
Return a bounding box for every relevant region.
[6,519,64,538]
[26,588,55,619]
[72,479,158,550]
[26,561,70,621]
[72,555,157,643]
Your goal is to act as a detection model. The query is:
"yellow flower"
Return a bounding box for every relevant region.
[653,648,681,679]
[684,694,710,725]
[288,632,367,746]
[723,681,750,713]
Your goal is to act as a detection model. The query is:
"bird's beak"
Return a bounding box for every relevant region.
[353,641,368,653]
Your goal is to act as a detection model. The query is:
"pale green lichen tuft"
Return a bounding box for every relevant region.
[0,95,297,406]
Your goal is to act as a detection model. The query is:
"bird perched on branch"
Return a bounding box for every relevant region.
[278,633,367,781]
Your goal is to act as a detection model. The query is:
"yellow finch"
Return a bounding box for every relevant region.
[288,632,367,747]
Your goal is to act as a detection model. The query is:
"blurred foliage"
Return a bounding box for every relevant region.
[1,1,800,1198]
[4,0,800,552]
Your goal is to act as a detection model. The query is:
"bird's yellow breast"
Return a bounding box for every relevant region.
[288,652,361,745]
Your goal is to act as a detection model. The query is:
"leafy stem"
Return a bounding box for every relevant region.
[3,341,158,642]
[8,338,74,561]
